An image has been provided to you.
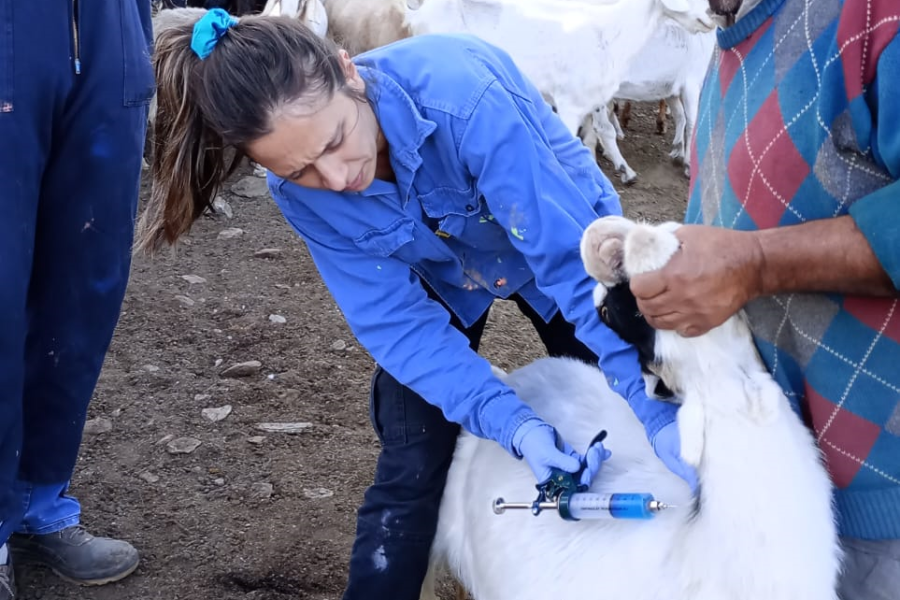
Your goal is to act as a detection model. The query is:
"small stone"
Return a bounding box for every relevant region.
[202,405,232,422]
[166,437,202,454]
[250,482,274,499]
[212,196,233,218]
[218,227,244,240]
[194,393,211,402]
[254,248,283,259]
[214,359,223,368]
[83,417,113,436]
[156,434,175,445]
[220,360,262,378]
[274,284,292,290]
[252,162,268,178]
[303,487,334,499]
[231,176,269,198]
[139,472,160,484]
[181,274,207,285]
[330,340,347,351]
[255,422,312,434]
[213,477,226,486]
[142,364,160,373]
[268,314,286,324]
[174,295,195,306]
[247,436,266,445]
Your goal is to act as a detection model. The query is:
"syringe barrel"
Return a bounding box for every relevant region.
[566,493,657,520]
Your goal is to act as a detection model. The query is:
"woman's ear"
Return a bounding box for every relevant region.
[339,49,363,87]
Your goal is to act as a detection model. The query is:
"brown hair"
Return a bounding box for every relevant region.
[135,15,359,254]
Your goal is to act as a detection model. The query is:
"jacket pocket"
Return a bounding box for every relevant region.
[353,218,417,257]
[418,185,485,239]
[120,0,155,107]
[0,1,13,113]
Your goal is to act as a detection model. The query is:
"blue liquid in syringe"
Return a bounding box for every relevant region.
[567,493,659,520]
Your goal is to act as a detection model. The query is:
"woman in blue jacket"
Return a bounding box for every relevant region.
[140,10,696,599]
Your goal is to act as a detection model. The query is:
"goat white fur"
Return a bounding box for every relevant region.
[261,0,328,37]
[404,0,715,185]
[420,216,841,600]
[325,0,412,56]
[583,21,717,179]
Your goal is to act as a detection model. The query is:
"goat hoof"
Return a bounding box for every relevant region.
[620,172,638,186]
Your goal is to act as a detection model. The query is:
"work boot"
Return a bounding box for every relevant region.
[0,545,14,600]
[8,525,138,586]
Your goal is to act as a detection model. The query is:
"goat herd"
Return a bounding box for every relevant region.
[149,0,718,185]
[133,2,842,600]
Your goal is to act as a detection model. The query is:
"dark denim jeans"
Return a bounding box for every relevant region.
[838,537,900,600]
[341,290,596,600]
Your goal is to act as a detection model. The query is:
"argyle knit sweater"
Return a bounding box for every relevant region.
[686,0,900,539]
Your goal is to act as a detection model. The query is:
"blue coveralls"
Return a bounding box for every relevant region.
[268,34,680,599]
[0,1,155,545]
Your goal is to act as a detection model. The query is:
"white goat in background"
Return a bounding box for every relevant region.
[323,0,413,56]
[420,215,841,600]
[261,0,328,37]
[584,21,717,179]
[404,0,716,185]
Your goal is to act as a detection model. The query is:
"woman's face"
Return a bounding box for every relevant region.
[247,50,383,192]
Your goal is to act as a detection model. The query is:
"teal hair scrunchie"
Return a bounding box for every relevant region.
[190,8,239,60]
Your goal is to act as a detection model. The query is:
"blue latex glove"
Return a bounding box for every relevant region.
[651,421,698,493]
[513,420,611,486]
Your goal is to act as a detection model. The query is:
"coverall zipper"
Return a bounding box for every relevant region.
[71,0,81,74]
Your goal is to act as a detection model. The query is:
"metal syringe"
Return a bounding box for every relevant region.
[493,492,673,520]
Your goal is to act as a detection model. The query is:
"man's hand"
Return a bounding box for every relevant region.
[629,225,765,337]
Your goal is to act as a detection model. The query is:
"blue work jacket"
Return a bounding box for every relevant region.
[267,33,677,454]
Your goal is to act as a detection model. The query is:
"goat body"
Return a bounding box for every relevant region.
[325,0,412,56]
[422,216,841,600]
[586,21,717,178]
[404,0,715,184]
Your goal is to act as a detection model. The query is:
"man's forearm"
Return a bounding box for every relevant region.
[753,216,896,298]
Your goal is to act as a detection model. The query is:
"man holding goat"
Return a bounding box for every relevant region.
[631,1,900,598]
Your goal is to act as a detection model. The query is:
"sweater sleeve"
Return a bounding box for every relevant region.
[848,34,900,290]
[268,185,542,455]
[457,80,678,439]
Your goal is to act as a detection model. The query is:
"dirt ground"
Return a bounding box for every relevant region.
[15,102,689,600]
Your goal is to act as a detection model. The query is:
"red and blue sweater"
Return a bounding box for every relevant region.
[687,0,900,539]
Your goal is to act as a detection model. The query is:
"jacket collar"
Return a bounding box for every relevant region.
[356,65,438,204]
[717,0,787,49]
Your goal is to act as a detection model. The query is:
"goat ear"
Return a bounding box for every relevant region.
[580,216,635,286]
[622,222,682,276]
[660,0,692,12]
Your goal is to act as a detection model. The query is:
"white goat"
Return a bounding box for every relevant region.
[420,216,841,600]
[261,0,328,37]
[324,0,412,56]
[404,0,716,185]
[583,21,717,179]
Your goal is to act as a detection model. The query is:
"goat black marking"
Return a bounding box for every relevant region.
[597,282,673,399]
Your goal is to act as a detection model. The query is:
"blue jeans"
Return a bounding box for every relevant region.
[0,0,153,544]
[341,287,597,600]
[0,481,80,547]
[839,537,900,600]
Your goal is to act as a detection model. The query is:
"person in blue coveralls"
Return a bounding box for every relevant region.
[0,2,156,598]
[136,10,696,600]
